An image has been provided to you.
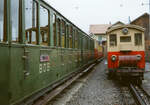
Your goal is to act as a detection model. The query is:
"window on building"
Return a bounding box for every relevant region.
[53,14,56,46]
[11,0,19,42]
[135,33,142,45]
[25,0,37,44]
[120,36,131,42]
[69,26,73,48]
[0,0,4,42]
[98,36,102,41]
[40,6,49,46]
[109,34,117,46]
[61,20,66,48]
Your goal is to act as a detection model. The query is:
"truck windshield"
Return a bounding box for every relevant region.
[0,0,4,42]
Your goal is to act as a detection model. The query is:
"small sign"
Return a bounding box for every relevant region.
[40,55,50,62]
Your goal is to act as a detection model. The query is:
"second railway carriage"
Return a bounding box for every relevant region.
[106,24,145,83]
[94,40,103,60]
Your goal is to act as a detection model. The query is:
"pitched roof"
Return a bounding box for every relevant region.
[89,24,111,34]
[131,13,149,24]
[111,21,124,27]
[108,21,125,29]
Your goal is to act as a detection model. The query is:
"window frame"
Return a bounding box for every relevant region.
[56,18,61,47]
[74,29,78,49]
[134,33,142,46]
[52,13,57,46]
[61,19,66,48]
[69,25,73,48]
[109,34,117,47]
[78,31,81,49]
[25,0,38,45]
[11,0,21,43]
[66,24,69,48]
[120,36,131,43]
[0,0,5,42]
[39,5,50,46]
[72,27,74,49]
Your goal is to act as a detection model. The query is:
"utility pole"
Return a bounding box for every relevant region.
[128,16,131,24]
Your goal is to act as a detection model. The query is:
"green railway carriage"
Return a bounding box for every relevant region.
[0,0,95,105]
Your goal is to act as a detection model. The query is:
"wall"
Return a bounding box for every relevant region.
[131,14,150,62]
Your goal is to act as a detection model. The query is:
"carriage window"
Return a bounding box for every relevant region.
[0,0,4,42]
[78,32,80,49]
[66,25,69,48]
[73,29,75,48]
[25,0,37,44]
[135,33,142,45]
[87,37,89,49]
[61,20,66,48]
[11,0,19,42]
[75,30,78,48]
[53,14,56,46]
[120,36,131,42]
[87,38,89,50]
[40,6,49,46]
[69,26,73,48]
[85,37,88,49]
[57,19,61,47]
[109,34,117,46]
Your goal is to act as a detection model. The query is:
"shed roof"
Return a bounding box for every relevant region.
[89,24,111,34]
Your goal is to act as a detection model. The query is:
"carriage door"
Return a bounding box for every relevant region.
[22,0,39,94]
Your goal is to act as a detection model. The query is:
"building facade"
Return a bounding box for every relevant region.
[89,24,111,58]
[131,13,150,62]
[89,24,111,45]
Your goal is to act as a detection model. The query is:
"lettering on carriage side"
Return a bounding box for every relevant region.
[43,64,47,72]
[39,64,42,74]
[39,54,51,74]
[47,63,50,71]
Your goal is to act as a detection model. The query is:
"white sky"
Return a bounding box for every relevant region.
[45,0,149,33]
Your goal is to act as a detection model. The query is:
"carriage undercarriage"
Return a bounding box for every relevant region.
[107,68,144,84]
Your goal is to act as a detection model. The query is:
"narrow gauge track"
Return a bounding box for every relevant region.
[27,59,103,105]
[120,86,136,105]
[130,84,150,105]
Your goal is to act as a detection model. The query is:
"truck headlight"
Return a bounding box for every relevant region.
[111,55,117,61]
[136,54,142,61]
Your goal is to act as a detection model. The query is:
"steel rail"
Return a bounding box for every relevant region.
[140,86,150,98]
[129,84,148,105]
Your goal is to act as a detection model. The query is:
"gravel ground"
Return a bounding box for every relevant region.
[143,62,150,95]
[145,62,150,72]
[65,60,123,105]
[49,60,148,105]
